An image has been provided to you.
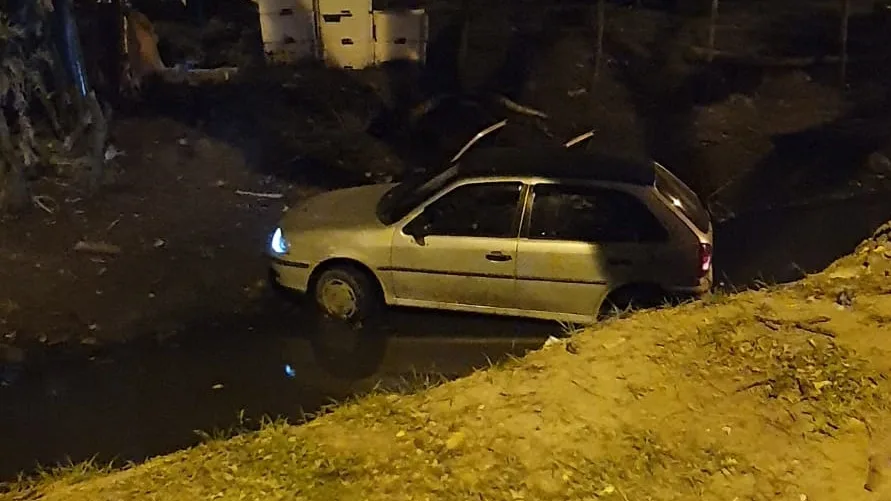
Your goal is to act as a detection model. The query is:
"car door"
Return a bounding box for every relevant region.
[515,182,670,319]
[388,180,524,310]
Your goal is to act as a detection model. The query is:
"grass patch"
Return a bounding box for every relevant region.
[369,370,452,396]
[193,410,255,443]
[1,457,116,496]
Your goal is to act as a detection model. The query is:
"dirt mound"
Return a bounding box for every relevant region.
[806,221,891,302]
[7,220,891,501]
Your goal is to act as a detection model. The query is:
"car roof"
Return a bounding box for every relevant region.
[456,147,657,186]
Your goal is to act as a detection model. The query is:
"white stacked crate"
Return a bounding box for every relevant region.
[253,0,429,69]
[258,0,318,64]
[372,9,428,65]
[317,0,374,69]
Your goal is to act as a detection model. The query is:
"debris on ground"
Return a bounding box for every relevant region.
[234,190,284,199]
[72,241,122,256]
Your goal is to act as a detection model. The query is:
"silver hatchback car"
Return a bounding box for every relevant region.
[268,143,713,325]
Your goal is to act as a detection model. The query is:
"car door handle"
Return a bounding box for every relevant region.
[485,251,513,262]
[608,258,633,266]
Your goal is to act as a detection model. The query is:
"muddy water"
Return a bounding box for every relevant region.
[2,193,891,481]
[714,193,891,287]
[0,308,553,480]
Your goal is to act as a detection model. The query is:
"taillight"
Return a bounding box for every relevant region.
[698,243,713,278]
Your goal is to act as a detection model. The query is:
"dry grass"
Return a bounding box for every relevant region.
[5,224,891,501]
[1,458,116,498]
[688,307,886,435]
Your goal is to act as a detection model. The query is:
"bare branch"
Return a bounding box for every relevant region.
[493,95,549,120]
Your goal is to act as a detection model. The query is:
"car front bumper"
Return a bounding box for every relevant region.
[269,257,312,294]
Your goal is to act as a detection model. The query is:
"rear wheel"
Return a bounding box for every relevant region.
[599,284,666,319]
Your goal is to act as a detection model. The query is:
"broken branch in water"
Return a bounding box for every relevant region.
[157,66,239,85]
[32,195,57,214]
[564,130,596,148]
[74,241,122,255]
[235,190,284,200]
[682,46,878,67]
[493,95,549,119]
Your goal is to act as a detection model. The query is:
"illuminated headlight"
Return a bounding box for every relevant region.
[270,227,289,255]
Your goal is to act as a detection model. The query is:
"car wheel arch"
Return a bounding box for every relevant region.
[308,258,390,303]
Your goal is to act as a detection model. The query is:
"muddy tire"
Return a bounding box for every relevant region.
[599,284,665,319]
[311,265,382,327]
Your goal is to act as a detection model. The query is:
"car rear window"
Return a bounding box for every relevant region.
[654,164,711,233]
[528,184,668,243]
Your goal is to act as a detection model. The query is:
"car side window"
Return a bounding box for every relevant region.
[414,182,523,238]
[527,184,668,243]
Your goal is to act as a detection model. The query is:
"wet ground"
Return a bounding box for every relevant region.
[2,190,890,481]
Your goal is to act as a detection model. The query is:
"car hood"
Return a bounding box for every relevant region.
[281,183,396,232]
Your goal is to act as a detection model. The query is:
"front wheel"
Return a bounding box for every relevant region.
[312,266,381,327]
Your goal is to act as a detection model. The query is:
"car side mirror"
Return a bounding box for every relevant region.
[404,212,432,245]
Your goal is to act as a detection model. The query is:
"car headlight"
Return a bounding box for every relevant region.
[270,227,289,255]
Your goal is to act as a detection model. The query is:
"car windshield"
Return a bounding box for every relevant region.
[654,163,711,233]
[376,165,460,225]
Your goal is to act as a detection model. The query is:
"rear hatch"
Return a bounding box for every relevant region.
[653,163,713,283]
[653,163,711,236]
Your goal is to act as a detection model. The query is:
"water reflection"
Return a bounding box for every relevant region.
[0,305,553,481]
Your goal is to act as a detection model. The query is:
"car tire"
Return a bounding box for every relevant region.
[599,284,665,319]
[312,265,382,327]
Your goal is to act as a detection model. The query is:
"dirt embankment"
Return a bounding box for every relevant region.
[6,222,891,501]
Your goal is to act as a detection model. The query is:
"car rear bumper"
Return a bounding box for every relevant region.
[269,257,312,294]
[666,275,713,298]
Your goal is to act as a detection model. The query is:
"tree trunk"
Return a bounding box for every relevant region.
[94,0,125,105]
[593,0,606,84]
[187,0,206,27]
[706,0,719,63]
[86,91,108,190]
[51,0,91,102]
[457,0,470,93]
[0,118,29,213]
[839,0,850,88]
